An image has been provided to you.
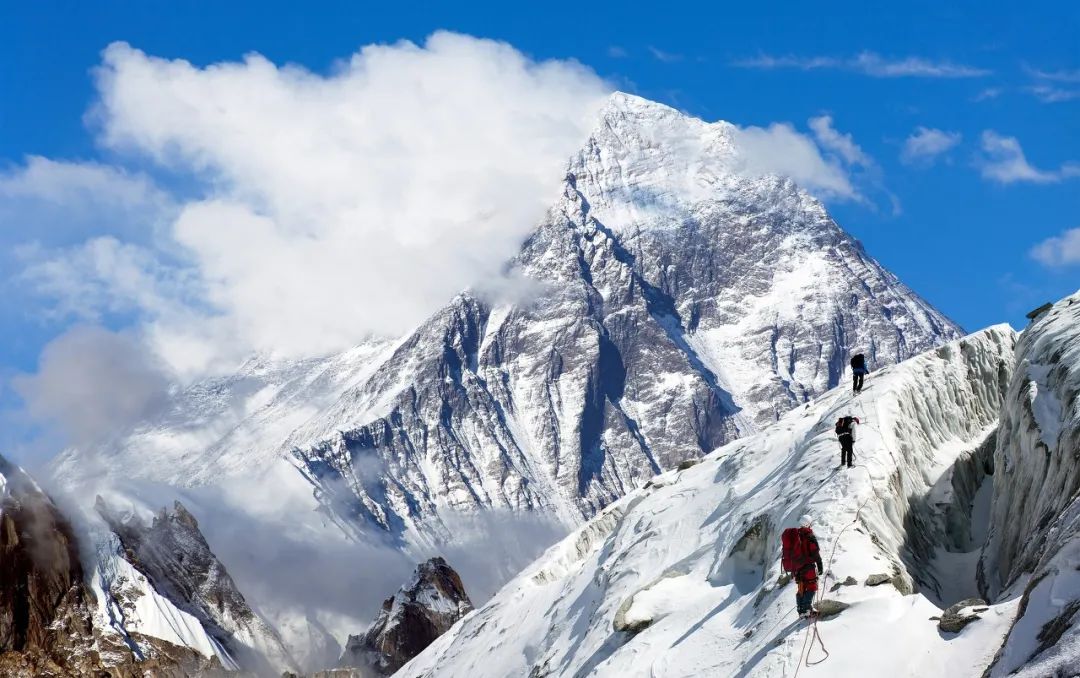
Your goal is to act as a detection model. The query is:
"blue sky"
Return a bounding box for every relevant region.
[1,1,1078,452]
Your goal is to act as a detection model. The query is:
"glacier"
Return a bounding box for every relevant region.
[400,326,1019,677]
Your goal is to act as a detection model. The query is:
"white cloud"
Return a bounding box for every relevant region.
[901,127,962,165]
[977,131,1080,184]
[1028,84,1080,103]
[808,115,873,167]
[1028,67,1080,83]
[0,156,174,249]
[731,122,862,201]
[20,32,611,376]
[13,326,171,447]
[1030,227,1080,267]
[1025,66,1080,103]
[733,51,989,78]
[973,87,1003,102]
[607,46,628,59]
[648,46,683,63]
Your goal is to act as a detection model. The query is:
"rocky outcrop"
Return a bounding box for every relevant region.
[0,455,97,674]
[936,598,987,633]
[0,456,233,677]
[97,498,296,674]
[338,557,472,675]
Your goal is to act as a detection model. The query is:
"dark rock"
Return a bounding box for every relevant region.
[339,557,472,675]
[938,598,988,633]
[676,459,701,471]
[0,456,229,677]
[814,600,850,618]
[829,576,857,592]
[865,573,892,587]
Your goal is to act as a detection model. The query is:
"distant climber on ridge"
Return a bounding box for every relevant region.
[781,515,824,619]
[835,415,860,468]
[850,352,869,394]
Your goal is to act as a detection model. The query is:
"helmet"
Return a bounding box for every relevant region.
[799,514,812,528]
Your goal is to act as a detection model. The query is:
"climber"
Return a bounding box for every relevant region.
[781,515,824,619]
[835,415,860,468]
[850,353,869,394]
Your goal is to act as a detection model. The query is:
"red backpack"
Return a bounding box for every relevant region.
[781,527,812,574]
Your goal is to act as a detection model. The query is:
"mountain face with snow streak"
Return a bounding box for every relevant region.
[288,93,960,543]
[0,456,231,677]
[48,92,962,669]
[96,498,298,674]
[400,326,1019,678]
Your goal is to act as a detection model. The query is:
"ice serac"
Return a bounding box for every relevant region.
[289,92,962,541]
[400,327,1018,677]
[338,556,472,676]
[96,498,298,674]
[980,291,1080,677]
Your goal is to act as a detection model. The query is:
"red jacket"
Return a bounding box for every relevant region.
[794,528,823,591]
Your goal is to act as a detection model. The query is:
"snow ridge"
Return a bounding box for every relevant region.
[401,326,1017,677]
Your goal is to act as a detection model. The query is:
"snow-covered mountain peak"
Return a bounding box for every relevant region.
[573,91,825,234]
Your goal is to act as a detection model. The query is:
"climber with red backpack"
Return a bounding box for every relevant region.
[835,415,860,468]
[782,515,824,619]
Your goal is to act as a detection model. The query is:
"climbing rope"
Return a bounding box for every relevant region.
[791,387,887,676]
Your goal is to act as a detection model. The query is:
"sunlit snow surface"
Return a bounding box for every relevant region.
[402,326,1019,677]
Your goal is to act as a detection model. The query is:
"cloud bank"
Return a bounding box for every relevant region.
[24,33,612,378]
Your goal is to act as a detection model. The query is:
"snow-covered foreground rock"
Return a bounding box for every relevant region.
[338,557,473,675]
[401,326,1019,677]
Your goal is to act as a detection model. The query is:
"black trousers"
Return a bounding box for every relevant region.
[840,437,855,467]
[853,371,865,392]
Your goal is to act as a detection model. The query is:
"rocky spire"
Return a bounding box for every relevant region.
[338,557,472,675]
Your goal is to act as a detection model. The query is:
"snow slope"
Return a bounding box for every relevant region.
[401,326,1017,677]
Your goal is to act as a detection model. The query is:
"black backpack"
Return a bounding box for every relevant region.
[850,354,865,370]
[835,417,853,436]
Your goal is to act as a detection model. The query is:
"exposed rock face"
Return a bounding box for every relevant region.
[339,557,472,675]
[0,455,96,674]
[979,292,1080,677]
[97,498,297,674]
